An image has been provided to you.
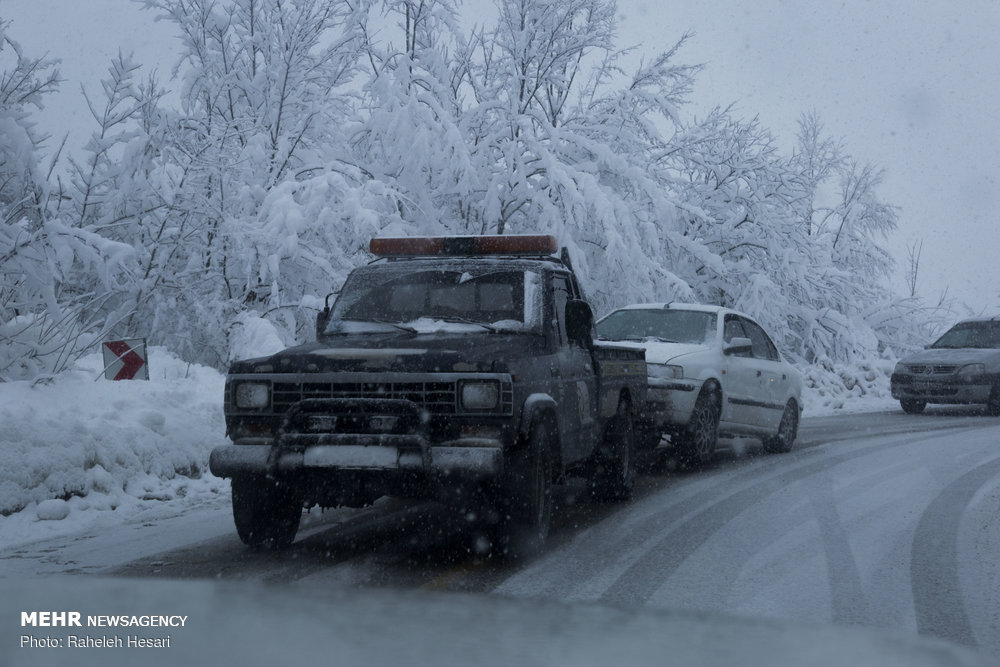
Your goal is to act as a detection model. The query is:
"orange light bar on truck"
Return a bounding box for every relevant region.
[369,235,559,257]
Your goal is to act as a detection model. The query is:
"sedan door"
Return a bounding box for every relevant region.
[738,317,789,431]
[721,316,759,426]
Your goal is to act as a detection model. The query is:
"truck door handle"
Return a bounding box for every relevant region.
[756,370,762,377]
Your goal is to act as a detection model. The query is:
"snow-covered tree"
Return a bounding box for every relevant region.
[129,0,370,364]
[0,22,134,381]
[4,0,922,384]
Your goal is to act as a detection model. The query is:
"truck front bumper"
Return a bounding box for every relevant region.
[209,436,504,480]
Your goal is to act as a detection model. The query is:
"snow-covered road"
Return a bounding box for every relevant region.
[3,411,999,660]
[498,417,1000,654]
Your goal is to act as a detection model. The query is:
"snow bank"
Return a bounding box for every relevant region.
[0,348,227,545]
[801,357,900,416]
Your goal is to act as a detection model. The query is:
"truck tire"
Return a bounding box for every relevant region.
[900,399,926,414]
[498,419,553,559]
[231,475,302,550]
[676,388,719,467]
[636,427,662,451]
[591,400,636,501]
[763,401,798,454]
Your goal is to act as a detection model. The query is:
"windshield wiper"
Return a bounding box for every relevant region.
[624,335,679,343]
[337,318,419,334]
[432,316,498,332]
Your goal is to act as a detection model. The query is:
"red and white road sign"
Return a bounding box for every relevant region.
[102,339,149,381]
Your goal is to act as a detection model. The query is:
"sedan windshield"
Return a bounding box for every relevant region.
[929,321,1000,349]
[596,308,717,345]
[325,267,542,334]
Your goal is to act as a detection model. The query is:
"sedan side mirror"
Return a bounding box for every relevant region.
[724,336,753,356]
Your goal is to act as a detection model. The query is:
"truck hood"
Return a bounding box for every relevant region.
[229,332,537,375]
[602,340,711,365]
[900,347,1000,367]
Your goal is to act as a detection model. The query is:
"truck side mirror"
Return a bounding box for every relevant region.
[724,336,753,356]
[316,308,331,339]
[315,292,336,339]
[565,299,594,348]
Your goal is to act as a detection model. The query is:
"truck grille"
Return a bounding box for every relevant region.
[273,381,460,415]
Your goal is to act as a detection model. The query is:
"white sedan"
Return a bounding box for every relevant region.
[595,303,803,465]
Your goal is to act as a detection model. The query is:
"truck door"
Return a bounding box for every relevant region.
[551,274,598,462]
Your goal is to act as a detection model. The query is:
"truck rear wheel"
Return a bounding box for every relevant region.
[231,475,303,550]
[498,419,553,559]
[591,400,636,501]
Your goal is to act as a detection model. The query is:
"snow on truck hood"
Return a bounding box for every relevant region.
[606,340,711,365]
[2,577,990,667]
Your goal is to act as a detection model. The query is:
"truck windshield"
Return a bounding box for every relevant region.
[930,321,1000,349]
[326,268,543,334]
[596,309,717,345]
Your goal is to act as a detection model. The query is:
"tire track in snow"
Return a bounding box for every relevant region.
[910,455,1000,648]
[497,428,957,602]
[806,473,873,626]
[596,429,974,607]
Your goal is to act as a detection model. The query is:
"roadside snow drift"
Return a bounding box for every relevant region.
[0,349,226,542]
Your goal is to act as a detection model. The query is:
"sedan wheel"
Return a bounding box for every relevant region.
[676,390,719,467]
[763,402,798,454]
[987,385,1000,417]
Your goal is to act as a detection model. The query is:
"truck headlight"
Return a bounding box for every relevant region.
[460,381,500,410]
[647,363,683,380]
[234,382,270,409]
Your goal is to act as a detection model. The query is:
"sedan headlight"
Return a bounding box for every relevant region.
[957,363,986,377]
[647,363,684,380]
[234,382,270,409]
[460,381,500,410]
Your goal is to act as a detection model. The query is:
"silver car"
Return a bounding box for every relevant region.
[890,317,1000,415]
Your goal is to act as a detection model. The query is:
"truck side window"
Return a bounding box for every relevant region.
[552,275,571,345]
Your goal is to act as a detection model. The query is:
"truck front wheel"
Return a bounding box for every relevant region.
[231,475,303,550]
[498,419,554,559]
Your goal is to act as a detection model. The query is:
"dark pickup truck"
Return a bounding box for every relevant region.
[209,235,646,556]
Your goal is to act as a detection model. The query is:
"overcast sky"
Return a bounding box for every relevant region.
[615,0,1000,315]
[4,0,999,315]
